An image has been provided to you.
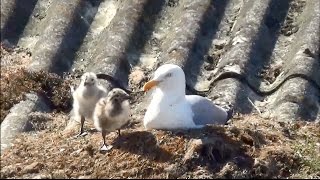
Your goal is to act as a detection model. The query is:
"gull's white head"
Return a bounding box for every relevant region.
[143,64,186,94]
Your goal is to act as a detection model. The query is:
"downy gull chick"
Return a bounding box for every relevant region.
[93,88,131,151]
[71,72,107,137]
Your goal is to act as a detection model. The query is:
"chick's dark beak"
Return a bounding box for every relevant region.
[83,77,89,86]
[84,79,94,86]
[124,94,131,100]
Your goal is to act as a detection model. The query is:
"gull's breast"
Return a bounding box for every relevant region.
[144,98,195,129]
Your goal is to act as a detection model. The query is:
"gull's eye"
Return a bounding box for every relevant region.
[91,79,94,81]
[166,73,172,78]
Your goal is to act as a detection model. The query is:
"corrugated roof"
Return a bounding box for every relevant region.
[1,0,319,121]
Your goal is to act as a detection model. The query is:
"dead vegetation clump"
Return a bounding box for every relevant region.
[289,121,320,178]
[1,113,319,179]
[0,43,31,71]
[0,69,73,122]
[0,46,73,123]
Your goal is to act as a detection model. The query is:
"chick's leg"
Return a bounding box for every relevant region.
[76,116,87,137]
[100,129,113,151]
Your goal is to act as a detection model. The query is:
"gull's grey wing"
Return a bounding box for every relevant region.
[186,95,228,125]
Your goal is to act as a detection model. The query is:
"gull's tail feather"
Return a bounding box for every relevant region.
[96,73,132,94]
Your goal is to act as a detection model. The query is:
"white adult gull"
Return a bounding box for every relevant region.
[143,64,229,130]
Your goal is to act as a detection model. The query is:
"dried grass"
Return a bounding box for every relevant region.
[1,113,319,179]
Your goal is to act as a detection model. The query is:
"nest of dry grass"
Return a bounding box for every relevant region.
[1,113,319,179]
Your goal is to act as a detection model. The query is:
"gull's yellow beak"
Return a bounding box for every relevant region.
[143,80,160,92]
